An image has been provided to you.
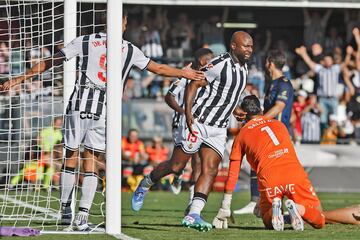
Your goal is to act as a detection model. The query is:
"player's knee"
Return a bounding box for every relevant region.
[202,167,218,178]
[262,218,273,230]
[170,162,184,175]
[313,215,326,229]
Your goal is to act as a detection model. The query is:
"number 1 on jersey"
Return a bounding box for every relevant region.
[261,126,280,146]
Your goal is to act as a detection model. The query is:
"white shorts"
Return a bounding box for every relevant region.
[64,110,106,153]
[179,118,227,158]
[172,126,182,146]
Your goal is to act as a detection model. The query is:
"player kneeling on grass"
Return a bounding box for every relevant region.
[213,95,325,231]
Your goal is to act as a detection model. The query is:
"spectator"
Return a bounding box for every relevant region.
[146,136,169,168]
[292,90,308,142]
[197,10,228,56]
[311,43,324,63]
[344,9,360,43]
[301,94,322,143]
[10,136,57,190]
[140,18,164,61]
[37,117,63,186]
[248,31,271,97]
[303,9,332,48]
[336,95,354,141]
[0,42,9,75]
[124,18,142,47]
[321,115,345,144]
[122,129,148,191]
[275,39,295,80]
[166,13,194,59]
[123,76,137,101]
[325,27,343,53]
[10,39,25,75]
[295,46,345,130]
[343,33,360,143]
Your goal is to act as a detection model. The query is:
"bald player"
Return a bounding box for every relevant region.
[132,31,253,232]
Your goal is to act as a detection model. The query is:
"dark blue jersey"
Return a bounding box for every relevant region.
[264,76,294,131]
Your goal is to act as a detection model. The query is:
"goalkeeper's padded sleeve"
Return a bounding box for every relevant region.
[225,160,241,192]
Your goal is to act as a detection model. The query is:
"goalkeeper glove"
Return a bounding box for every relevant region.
[212,193,235,229]
[212,207,235,229]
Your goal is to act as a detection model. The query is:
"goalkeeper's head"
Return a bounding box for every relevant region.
[240,95,263,121]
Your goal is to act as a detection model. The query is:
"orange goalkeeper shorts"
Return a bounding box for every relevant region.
[257,163,321,216]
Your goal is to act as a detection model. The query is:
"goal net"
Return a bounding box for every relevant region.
[0,0,109,233]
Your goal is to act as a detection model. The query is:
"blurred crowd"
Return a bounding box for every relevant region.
[0,39,63,98]
[1,7,360,146]
[123,7,360,145]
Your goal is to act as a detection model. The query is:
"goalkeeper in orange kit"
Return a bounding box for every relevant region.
[213,95,360,231]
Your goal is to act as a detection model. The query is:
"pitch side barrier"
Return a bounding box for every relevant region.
[294,145,360,192]
[295,144,360,168]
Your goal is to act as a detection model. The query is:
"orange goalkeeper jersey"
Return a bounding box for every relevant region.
[226,116,302,192]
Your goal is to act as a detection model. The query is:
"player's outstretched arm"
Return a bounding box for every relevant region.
[0,52,65,91]
[184,80,207,134]
[147,60,205,81]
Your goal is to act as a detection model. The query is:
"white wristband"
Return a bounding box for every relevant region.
[221,193,232,209]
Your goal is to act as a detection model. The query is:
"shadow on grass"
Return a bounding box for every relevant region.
[134,222,184,228]
[228,226,265,230]
[122,225,168,231]
[229,226,294,231]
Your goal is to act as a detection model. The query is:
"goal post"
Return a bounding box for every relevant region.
[106,0,122,235]
[63,0,77,111]
[0,0,122,235]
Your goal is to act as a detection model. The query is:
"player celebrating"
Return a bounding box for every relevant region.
[132,31,252,232]
[236,50,294,215]
[0,12,204,231]
[165,48,214,211]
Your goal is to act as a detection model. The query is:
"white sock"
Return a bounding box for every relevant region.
[79,173,98,211]
[188,185,195,205]
[60,167,76,206]
[189,198,206,215]
[140,175,154,189]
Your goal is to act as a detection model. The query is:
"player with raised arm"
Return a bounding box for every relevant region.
[213,95,360,231]
[165,48,214,211]
[0,12,204,231]
[132,31,252,232]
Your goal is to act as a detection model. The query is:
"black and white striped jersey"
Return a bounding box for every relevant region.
[60,33,150,117]
[192,53,248,128]
[168,78,188,128]
[314,64,341,98]
[301,110,321,142]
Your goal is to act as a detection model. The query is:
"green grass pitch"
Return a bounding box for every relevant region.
[1,190,359,239]
[122,191,360,240]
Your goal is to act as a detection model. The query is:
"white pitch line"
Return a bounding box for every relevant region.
[0,194,60,219]
[113,233,140,240]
